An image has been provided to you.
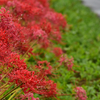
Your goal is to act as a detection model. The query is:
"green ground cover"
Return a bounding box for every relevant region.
[50,0,100,99]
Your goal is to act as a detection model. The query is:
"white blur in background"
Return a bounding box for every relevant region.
[82,0,100,16]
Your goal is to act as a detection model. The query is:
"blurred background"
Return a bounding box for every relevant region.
[82,0,100,16]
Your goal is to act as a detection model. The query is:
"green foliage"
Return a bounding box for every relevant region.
[50,0,100,99]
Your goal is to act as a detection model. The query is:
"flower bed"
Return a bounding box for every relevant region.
[0,0,88,100]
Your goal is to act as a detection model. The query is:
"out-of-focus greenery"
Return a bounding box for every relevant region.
[49,0,100,99]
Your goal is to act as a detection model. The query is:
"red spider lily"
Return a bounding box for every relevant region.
[0,0,69,99]
[0,0,67,45]
[59,55,74,70]
[0,7,34,55]
[9,69,57,97]
[35,61,52,76]
[75,87,87,100]
[53,47,63,57]
[20,93,39,100]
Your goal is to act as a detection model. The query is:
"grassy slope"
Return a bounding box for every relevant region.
[51,0,100,100]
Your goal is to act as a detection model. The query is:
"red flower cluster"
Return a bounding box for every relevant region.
[0,7,57,97]
[9,63,57,97]
[21,93,39,100]
[0,31,57,97]
[53,47,63,57]
[75,87,87,100]
[59,55,74,70]
[0,0,67,49]
[0,7,33,56]
[0,26,57,97]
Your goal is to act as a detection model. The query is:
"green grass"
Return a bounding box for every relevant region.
[50,0,100,99]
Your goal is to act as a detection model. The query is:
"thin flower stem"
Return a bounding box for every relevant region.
[0,81,9,89]
[14,90,23,99]
[0,68,12,83]
[8,88,21,100]
[0,83,14,96]
[22,40,37,59]
[0,83,23,100]
[0,74,8,83]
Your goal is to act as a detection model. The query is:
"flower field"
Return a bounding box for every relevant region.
[0,0,100,100]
